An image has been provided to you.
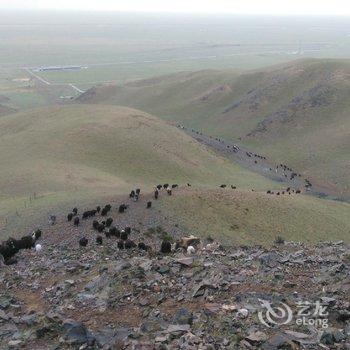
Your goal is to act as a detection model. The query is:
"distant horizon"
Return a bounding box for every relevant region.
[1,0,350,17]
[1,9,350,19]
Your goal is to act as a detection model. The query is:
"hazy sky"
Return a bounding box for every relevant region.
[1,0,350,16]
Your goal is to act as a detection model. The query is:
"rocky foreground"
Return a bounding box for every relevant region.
[1,233,350,349]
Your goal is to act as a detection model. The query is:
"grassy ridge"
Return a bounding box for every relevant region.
[78,59,350,198]
[0,104,277,236]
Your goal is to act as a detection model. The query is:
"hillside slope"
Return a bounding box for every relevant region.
[0,103,15,117]
[77,59,350,199]
[160,188,350,245]
[0,104,277,235]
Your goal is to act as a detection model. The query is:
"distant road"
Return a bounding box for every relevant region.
[25,68,51,85]
[23,67,86,95]
[69,83,85,94]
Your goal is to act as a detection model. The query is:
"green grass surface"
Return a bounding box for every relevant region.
[0,68,50,111]
[160,188,350,245]
[2,13,350,110]
[0,103,277,236]
[79,59,350,199]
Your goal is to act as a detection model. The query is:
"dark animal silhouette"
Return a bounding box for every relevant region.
[160,241,172,254]
[118,204,127,213]
[125,239,137,249]
[138,242,148,251]
[79,237,88,247]
[121,230,128,241]
[106,218,113,227]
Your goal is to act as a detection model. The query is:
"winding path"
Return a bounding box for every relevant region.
[181,126,339,201]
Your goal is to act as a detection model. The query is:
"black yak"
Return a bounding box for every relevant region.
[97,224,105,233]
[101,207,108,216]
[138,242,148,251]
[72,208,78,215]
[0,238,19,260]
[111,227,121,238]
[92,220,99,230]
[109,226,118,237]
[101,205,111,216]
[147,201,152,208]
[160,241,172,254]
[120,230,128,241]
[129,190,135,198]
[74,217,80,226]
[96,236,103,245]
[171,184,178,189]
[125,239,137,249]
[32,229,42,240]
[17,236,35,250]
[49,215,56,225]
[96,206,101,213]
[106,218,113,227]
[117,240,125,250]
[82,210,97,219]
[118,204,127,213]
[67,213,73,222]
[79,237,88,247]
[154,190,159,199]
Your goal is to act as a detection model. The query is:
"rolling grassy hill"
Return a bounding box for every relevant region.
[0,103,277,236]
[77,59,350,199]
[1,103,349,245]
[159,188,350,245]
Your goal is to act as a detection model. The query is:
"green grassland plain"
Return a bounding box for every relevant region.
[1,12,350,108]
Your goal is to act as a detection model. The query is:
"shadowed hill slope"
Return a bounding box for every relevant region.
[77,59,350,199]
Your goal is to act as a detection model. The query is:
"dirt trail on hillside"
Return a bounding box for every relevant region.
[181,126,341,201]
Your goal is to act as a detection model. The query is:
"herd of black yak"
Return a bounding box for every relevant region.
[66,184,178,251]
[0,147,312,264]
[178,125,313,192]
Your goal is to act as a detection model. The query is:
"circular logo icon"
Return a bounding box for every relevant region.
[258,299,293,327]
